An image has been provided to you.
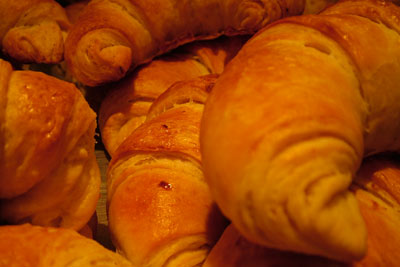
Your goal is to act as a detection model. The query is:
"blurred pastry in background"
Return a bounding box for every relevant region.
[0,0,71,64]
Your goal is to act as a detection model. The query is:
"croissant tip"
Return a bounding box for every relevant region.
[99,45,132,72]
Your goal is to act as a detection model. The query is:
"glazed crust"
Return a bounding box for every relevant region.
[0,59,100,231]
[106,75,228,266]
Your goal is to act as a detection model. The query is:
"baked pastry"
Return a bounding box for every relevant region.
[99,35,247,156]
[0,0,71,64]
[203,154,400,266]
[106,75,228,266]
[0,59,100,231]
[200,0,400,262]
[64,0,306,86]
[0,223,134,266]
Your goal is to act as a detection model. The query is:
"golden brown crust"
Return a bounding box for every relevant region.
[0,0,71,63]
[106,75,228,266]
[351,156,400,266]
[200,0,400,262]
[0,59,100,231]
[0,224,134,266]
[64,0,306,86]
[99,36,247,157]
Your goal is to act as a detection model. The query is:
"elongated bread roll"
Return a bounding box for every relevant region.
[64,0,306,86]
[99,36,247,156]
[0,59,100,231]
[106,75,228,266]
[0,223,134,267]
[203,154,400,266]
[200,0,400,262]
[0,0,71,64]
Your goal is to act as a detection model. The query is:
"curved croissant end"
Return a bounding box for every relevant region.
[0,0,71,64]
[2,20,65,64]
[69,29,133,87]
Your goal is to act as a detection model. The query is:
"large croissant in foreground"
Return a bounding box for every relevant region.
[64,0,306,86]
[0,224,134,267]
[0,0,71,64]
[0,59,100,231]
[200,0,400,262]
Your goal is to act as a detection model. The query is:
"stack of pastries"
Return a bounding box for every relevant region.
[0,0,400,266]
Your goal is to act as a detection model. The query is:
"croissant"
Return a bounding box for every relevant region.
[106,75,228,266]
[99,35,247,156]
[0,223,134,267]
[64,0,307,86]
[203,154,400,266]
[200,0,400,262]
[0,0,71,64]
[0,59,100,231]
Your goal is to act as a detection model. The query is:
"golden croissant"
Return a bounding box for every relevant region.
[0,0,71,64]
[99,37,248,266]
[106,75,228,266]
[200,0,400,262]
[0,59,100,231]
[64,0,307,86]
